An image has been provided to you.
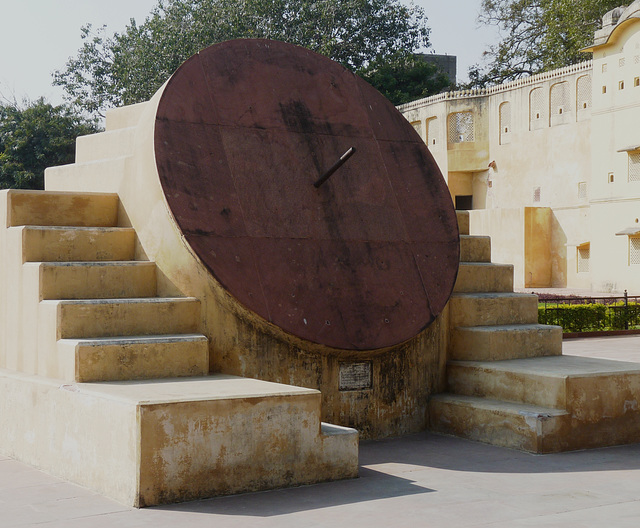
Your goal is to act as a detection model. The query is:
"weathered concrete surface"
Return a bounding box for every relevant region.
[449,292,539,327]
[459,235,491,263]
[450,324,562,361]
[454,262,514,293]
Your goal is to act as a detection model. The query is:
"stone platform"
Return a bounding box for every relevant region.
[0,370,356,507]
[0,189,358,507]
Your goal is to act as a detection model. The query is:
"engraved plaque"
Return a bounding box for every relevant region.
[339,361,373,391]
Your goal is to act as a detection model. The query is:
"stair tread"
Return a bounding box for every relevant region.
[73,373,319,403]
[455,323,561,332]
[59,334,207,345]
[20,226,133,231]
[449,355,640,378]
[458,262,512,268]
[453,292,536,299]
[36,261,153,267]
[431,393,569,417]
[460,235,490,240]
[43,297,197,305]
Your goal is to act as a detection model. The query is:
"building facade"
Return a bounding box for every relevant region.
[400,2,640,293]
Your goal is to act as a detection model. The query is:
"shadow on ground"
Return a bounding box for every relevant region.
[156,431,640,517]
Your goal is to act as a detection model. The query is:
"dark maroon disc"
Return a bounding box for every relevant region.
[155,39,459,350]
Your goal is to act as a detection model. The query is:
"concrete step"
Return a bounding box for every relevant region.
[450,292,539,327]
[446,356,640,417]
[459,235,491,262]
[456,210,469,235]
[105,101,148,131]
[450,324,562,361]
[57,334,209,382]
[429,393,569,453]
[6,190,119,227]
[28,262,156,300]
[0,370,359,507]
[453,262,514,293]
[75,127,136,163]
[45,157,128,194]
[43,297,201,339]
[20,226,135,262]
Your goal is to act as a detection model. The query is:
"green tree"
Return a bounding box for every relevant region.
[0,99,100,190]
[469,0,623,86]
[360,53,453,105]
[54,0,440,117]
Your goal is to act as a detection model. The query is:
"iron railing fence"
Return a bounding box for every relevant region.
[538,290,640,332]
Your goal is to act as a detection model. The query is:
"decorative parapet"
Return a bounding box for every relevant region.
[398,61,593,112]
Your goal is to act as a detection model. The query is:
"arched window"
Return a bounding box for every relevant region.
[529,87,545,130]
[410,120,424,142]
[427,117,439,147]
[499,102,511,145]
[577,74,592,121]
[550,82,570,125]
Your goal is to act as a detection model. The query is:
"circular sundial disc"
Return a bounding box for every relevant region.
[155,39,459,351]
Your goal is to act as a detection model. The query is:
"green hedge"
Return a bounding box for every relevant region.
[539,302,640,332]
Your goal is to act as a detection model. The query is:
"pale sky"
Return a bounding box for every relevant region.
[0,0,498,106]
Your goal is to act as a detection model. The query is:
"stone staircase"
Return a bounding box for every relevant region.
[0,189,358,507]
[429,211,640,453]
[6,189,209,382]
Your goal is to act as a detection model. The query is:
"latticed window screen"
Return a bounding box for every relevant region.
[448,112,475,143]
[630,237,640,265]
[578,182,588,199]
[577,245,590,273]
[411,121,424,142]
[529,88,545,128]
[577,75,592,111]
[499,102,511,143]
[427,117,439,146]
[550,82,570,117]
[629,151,640,182]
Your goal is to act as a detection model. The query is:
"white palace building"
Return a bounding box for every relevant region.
[400,2,640,294]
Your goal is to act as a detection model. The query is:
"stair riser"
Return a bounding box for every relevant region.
[35,263,157,300]
[58,338,209,382]
[22,227,135,262]
[453,263,514,293]
[567,373,640,421]
[460,236,491,263]
[447,364,567,409]
[456,211,469,236]
[429,398,569,453]
[51,300,201,339]
[450,325,562,361]
[450,294,539,327]
[45,157,127,194]
[7,191,118,227]
[75,127,136,163]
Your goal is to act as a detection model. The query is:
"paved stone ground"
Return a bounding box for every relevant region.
[2,336,640,528]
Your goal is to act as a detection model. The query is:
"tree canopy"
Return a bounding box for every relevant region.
[0,99,100,190]
[360,53,453,105]
[470,0,623,87]
[54,0,442,116]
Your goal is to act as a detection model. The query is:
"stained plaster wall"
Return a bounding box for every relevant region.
[587,2,640,292]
